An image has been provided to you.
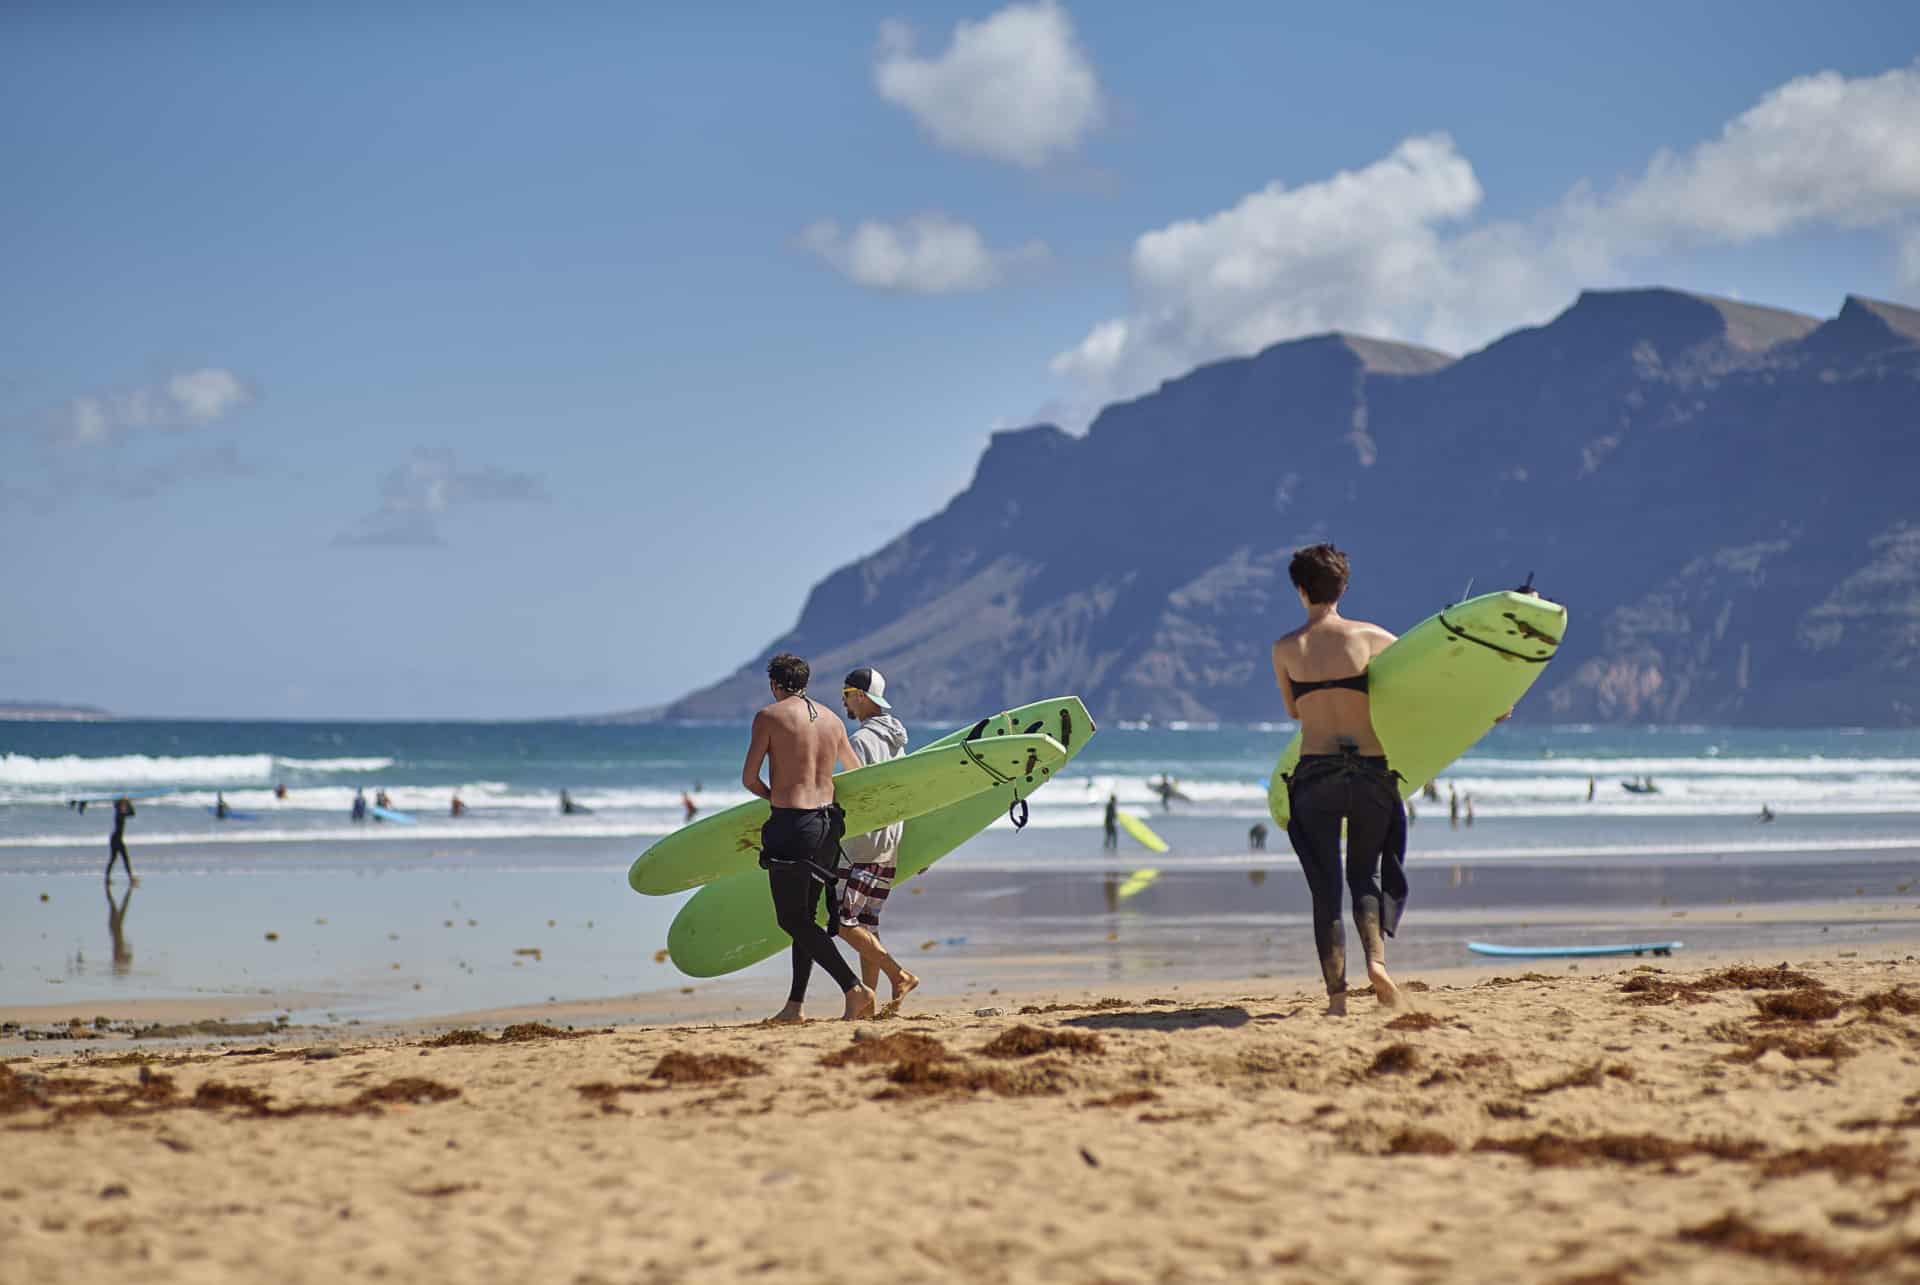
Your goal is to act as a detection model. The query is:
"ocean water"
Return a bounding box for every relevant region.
[4,718,1919,861]
[4,718,1918,1023]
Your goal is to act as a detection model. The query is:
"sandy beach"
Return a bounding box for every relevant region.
[7,941,1920,1284]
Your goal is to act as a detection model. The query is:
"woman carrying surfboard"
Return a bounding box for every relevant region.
[1272,544,1407,1016]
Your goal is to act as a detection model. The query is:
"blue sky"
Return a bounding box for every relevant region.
[4,2,1917,718]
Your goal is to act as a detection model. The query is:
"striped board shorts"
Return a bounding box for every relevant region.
[837,862,895,929]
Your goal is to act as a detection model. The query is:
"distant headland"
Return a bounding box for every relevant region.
[0,701,113,722]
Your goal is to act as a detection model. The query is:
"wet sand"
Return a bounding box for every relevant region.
[7,942,1920,1284]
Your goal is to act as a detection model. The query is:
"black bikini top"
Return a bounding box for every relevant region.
[1290,672,1369,698]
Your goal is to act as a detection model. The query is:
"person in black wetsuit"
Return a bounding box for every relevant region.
[1103,794,1119,849]
[741,652,876,1024]
[106,796,136,884]
[1271,543,1407,1016]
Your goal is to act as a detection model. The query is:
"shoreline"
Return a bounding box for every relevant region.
[9,923,1917,1051]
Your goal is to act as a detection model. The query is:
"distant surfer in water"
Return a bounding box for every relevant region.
[351,788,368,822]
[1103,794,1119,849]
[743,653,876,1023]
[834,667,919,1011]
[681,790,697,822]
[451,793,467,817]
[215,792,231,820]
[105,796,136,884]
[1272,543,1406,1015]
[560,789,579,815]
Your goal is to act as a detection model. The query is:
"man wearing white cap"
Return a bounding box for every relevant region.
[837,666,919,1010]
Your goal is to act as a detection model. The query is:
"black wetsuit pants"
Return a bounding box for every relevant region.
[107,833,131,879]
[1285,753,1401,997]
[762,806,858,1004]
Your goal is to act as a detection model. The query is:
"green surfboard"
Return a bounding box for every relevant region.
[629,730,1070,896]
[1267,589,1568,827]
[1116,810,1169,853]
[665,696,1096,977]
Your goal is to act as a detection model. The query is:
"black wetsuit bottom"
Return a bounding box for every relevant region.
[107,833,131,879]
[762,805,857,1003]
[1285,752,1403,997]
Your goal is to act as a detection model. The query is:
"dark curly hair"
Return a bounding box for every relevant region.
[767,652,810,694]
[1289,543,1351,606]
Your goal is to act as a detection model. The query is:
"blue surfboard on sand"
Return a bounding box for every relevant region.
[1467,940,1682,959]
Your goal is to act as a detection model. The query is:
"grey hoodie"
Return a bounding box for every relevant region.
[845,713,909,866]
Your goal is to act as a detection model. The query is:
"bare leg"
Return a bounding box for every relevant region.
[1355,901,1405,1010]
[842,984,876,1021]
[838,924,915,1001]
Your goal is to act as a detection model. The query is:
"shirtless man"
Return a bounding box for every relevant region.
[1271,543,1405,1015]
[742,652,877,1023]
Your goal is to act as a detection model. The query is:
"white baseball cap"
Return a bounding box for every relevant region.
[842,667,892,710]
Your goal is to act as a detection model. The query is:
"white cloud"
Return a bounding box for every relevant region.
[1604,64,1920,246]
[800,213,1048,293]
[875,2,1103,169]
[1052,61,1920,412]
[336,448,547,548]
[53,367,256,447]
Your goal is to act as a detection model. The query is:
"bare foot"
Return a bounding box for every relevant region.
[766,1002,805,1025]
[843,984,876,1021]
[1324,991,1348,1017]
[890,971,920,1004]
[1367,960,1406,1010]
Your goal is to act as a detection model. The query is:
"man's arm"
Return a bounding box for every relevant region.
[1271,641,1299,721]
[740,712,773,800]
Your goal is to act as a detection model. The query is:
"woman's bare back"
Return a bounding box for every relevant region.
[1273,615,1396,756]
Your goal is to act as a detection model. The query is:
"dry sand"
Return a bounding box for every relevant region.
[7,944,1920,1284]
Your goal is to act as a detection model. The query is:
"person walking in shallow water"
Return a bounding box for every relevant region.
[1103,794,1119,849]
[105,796,136,884]
[1271,543,1406,1016]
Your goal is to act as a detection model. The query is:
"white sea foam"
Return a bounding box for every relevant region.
[1,818,681,849]
[274,756,396,772]
[0,753,277,788]
[1457,755,1920,776]
[0,752,396,790]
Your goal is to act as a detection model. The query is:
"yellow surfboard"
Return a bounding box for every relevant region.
[1116,810,1169,854]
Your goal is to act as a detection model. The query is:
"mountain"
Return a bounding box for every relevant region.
[0,701,112,721]
[663,289,1920,727]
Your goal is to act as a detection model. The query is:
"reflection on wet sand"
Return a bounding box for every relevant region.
[107,882,133,976]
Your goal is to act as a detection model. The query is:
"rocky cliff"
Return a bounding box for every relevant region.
[665,289,1920,726]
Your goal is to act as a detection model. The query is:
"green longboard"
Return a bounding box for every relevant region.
[1267,589,1569,827]
[628,730,1070,896]
[666,696,1096,977]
